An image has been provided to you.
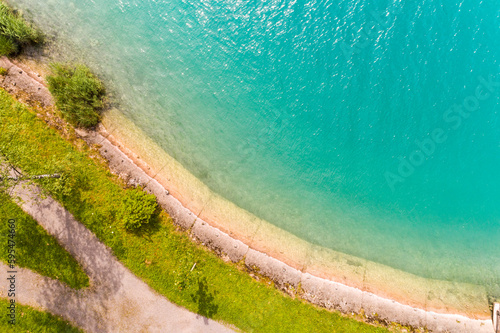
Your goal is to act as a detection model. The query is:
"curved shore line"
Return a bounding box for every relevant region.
[88,120,493,332]
[1,55,494,332]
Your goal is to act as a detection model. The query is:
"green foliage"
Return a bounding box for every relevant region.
[0,65,8,75]
[47,63,105,128]
[0,34,16,56]
[0,2,42,56]
[0,298,82,332]
[0,2,42,44]
[119,188,158,230]
[0,89,389,333]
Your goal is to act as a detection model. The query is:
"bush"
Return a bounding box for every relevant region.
[118,188,158,231]
[0,34,17,56]
[47,63,106,128]
[0,2,42,55]
[0,66,8,75]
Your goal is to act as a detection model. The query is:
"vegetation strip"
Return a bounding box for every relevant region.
[0,85,390,332]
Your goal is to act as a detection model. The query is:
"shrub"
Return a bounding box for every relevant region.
[118,188,158,231]
[47,63,106,128]
[0,2,42,53]
[0,66,7,75]
[0,34,17,56]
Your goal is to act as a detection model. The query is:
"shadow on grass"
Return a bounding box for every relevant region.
[128,209,162,241]
[191,277,219,324]
[15,184,126,333]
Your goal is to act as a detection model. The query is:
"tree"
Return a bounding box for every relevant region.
[118,188,157,231]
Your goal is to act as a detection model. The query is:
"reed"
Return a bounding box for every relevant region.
[0,1,42,56]
[47,63,106,128]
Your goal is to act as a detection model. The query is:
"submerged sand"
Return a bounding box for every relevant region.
[97,110,493,329]
[0,55,494,332]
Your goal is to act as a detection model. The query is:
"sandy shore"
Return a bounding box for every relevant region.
[0,55,495,332]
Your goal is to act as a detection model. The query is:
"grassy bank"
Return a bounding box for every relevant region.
[0,88,393,332]
[0,298,82,332]
[0,192,89,289]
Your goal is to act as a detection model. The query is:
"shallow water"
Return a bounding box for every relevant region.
[10,0,500,292]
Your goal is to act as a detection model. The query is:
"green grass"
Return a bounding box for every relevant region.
[0,192,89,289]
[0,298,82,332]
[0,88,390,332]
[47,63,106,128]
[0,1,42,56]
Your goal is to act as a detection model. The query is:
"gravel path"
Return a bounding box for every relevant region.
[1,181,235,333]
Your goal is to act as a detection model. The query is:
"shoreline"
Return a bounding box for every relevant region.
[0,55,494,332]
[88,120,493,332]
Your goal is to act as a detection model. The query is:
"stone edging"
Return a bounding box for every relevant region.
[0,56,494,333]
[84,128,493,333]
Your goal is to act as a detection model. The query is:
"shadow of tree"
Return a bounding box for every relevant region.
[190,277,219,324]
[128,207,162,240]
[10,182,126,333]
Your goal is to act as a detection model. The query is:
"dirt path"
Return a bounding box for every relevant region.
[0,181,236,333]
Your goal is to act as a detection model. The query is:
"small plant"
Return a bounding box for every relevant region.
[0,34,16,56]
[0,66,7,76]
[118,188,158,231]
[47,63,106,128]
[0,2,42,56]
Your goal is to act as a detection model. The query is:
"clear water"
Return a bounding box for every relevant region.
[11,0,500,292]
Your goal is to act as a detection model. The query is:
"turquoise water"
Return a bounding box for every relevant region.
[11,0,500,291]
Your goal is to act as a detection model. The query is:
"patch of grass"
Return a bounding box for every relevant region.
[47,63,105,128]
[0,192,89,289]
[0,298,82,332]
[0,1,42,56]
[0,65,7,75]
[0,88,390,333]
